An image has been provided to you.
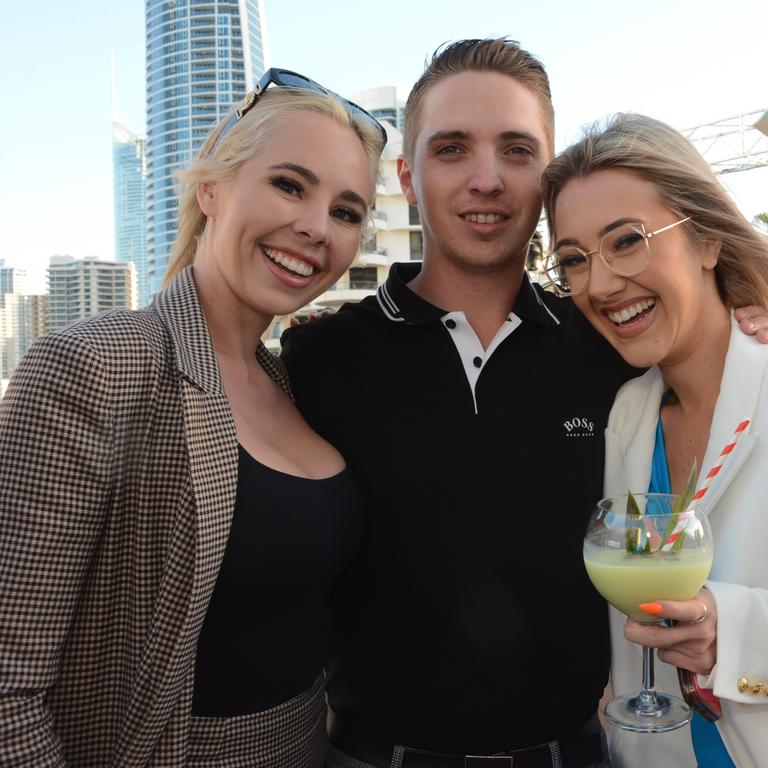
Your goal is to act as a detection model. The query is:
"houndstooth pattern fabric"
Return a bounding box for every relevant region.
[0,268,297,767]
[187,674,326,768]
[325,744,383,768]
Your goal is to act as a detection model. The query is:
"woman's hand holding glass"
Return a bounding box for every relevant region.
[626,587,718,676]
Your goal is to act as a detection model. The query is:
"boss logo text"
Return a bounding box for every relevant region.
[564,417,595,435]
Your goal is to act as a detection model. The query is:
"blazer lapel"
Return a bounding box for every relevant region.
[154,267,293,554]
[697,316,767,515]
[152,268,292,647]
[604,367,665,497]
[154,266,239,624]
[117,269,239,763]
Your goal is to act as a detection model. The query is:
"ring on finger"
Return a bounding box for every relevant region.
[691,602,708,624]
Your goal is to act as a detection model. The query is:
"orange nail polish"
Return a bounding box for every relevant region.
[639,602,664,615]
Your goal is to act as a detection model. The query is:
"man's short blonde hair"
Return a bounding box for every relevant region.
[402,38,554,160]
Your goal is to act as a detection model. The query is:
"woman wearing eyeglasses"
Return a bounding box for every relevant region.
[0,70,386,767]
[540,113,768,768]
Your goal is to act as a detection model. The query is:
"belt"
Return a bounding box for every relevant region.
[329,717,605,768]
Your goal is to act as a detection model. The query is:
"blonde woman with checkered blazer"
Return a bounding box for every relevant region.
[0,72,386,767]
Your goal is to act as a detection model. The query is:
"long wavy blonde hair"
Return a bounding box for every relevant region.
[164,87,386,286]
[542,113,768,308]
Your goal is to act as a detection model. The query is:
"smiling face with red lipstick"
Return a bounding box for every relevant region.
[194,111,373,326]
[553,168,724,369]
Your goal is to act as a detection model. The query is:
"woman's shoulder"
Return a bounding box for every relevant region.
[20,304,174,392]
[44,268,198,354]
[608,367,665,432]
[39,304,166,355]
[614,366,663,399]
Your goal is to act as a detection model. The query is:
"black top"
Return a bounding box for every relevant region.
[281,263,638,753]
[192,445,364,716]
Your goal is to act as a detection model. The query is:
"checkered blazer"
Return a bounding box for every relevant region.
[0,268,292,767]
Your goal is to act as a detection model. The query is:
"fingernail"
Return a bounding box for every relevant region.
[639,602,664,615]
[748,322,756,332]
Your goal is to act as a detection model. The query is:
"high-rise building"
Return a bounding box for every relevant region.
[113,121,148,306]
[0,260,44,381]
[353,85,408,132]
[16,294,46,354]
[46,256,137,332]
[145,0,267,296]
[0,294,47,379]
[0,293,19,379]
[0,260,29,297]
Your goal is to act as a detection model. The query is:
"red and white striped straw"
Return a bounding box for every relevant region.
[661,418,751,551]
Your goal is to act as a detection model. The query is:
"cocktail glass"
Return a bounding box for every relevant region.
[583,493,713,733]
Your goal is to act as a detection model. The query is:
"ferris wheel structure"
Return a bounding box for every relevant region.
[682,108,768,175]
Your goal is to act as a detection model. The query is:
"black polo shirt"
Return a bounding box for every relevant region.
[281,262,637,754]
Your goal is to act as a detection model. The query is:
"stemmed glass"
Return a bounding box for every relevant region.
[583,493,713,732]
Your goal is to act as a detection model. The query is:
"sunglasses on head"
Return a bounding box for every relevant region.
[212,67,388,151]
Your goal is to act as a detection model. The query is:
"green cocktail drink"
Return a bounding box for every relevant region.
[584,493,713,733]
[583,544,713,621]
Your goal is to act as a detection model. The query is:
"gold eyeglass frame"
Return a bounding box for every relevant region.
[543,216,692,296]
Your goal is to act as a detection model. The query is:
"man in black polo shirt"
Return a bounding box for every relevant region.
[282,39,632,768]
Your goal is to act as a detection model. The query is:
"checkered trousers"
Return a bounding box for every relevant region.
[0,268,296,766]
[187,674,326,767]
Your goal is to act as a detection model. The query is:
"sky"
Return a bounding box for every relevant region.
[1,0,766,292]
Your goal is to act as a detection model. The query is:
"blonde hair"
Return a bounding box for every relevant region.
[164,87,386,285]
[403,38,554,159]
[542,113,768,309]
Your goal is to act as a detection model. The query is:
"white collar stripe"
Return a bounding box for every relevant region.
[533,288,560,325]
[380,283,400,315]
[376,287,406,322]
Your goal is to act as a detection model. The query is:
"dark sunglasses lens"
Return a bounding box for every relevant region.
[353,107,387,141]
[272,71,320,90]
[271,70,386,144]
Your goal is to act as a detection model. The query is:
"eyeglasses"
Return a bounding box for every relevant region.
[543,217,692,296]
[212,67,388,152]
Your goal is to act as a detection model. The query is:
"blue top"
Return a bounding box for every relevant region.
[649,414,673,497]
[650,413,735,768]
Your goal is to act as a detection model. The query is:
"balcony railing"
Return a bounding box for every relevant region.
[349,280,378,290]
[327,280,378,291]
[361,245,388,257]
[371,210,388,223]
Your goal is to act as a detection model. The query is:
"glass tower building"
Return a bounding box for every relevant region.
[145,0,267,295]
[46,256,137,332]
[112,121,148,306]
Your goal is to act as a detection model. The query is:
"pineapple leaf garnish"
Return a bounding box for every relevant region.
[625,490,650,553]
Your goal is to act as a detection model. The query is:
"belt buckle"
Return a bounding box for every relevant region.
[464,758,514,767]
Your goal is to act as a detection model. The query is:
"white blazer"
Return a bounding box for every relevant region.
[603,315,768,768]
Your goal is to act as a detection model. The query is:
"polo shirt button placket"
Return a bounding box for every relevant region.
[445,319,457,330]
[473,356,482,369]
